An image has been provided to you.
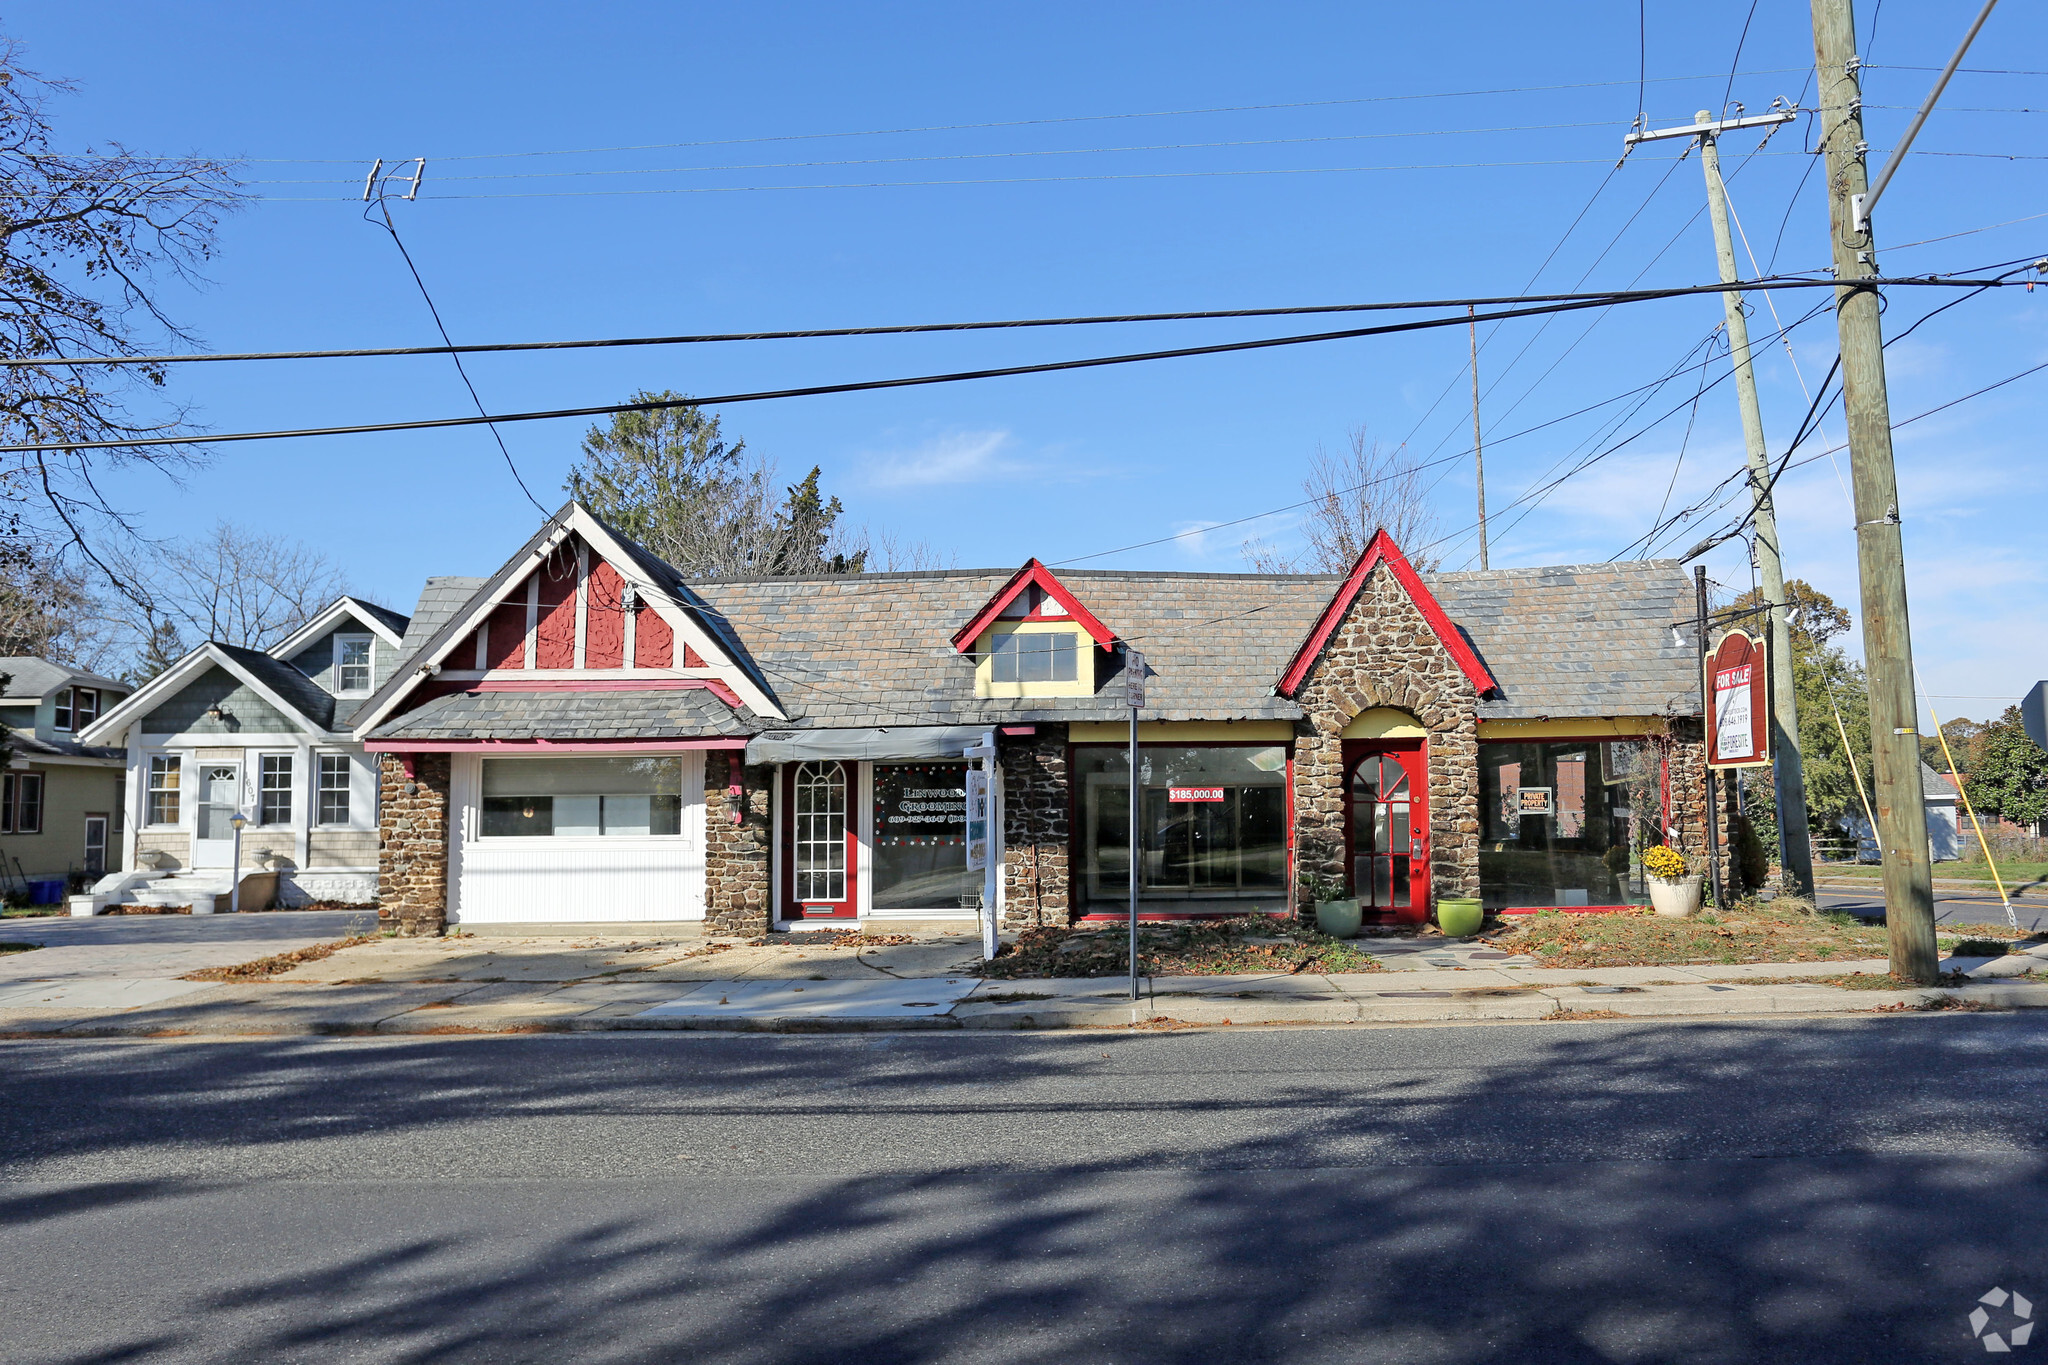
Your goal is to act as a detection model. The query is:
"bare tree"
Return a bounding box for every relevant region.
[102,523,353,673]
[0,547,118,669]
[0,40,245,586]
[1243,429,1446,573]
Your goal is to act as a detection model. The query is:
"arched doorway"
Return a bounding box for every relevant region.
[1344,742,1429,924]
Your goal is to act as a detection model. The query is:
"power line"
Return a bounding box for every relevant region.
[252,121,1633,186]
[7,273,1932,371]
[255,150,1813,203]
[2,279,2017,456]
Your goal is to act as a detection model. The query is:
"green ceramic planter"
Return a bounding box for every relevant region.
[1315,898,1362,939]
[1436,897,1484,937]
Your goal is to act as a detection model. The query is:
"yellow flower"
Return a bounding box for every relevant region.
[1643,845,1690,880]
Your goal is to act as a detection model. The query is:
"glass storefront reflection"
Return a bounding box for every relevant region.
[1074,745,1289,912]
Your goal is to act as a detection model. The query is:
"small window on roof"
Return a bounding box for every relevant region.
[335,635,373,694]
[990,631,1077,683]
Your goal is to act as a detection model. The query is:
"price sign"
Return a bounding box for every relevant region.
[1169,787,1224,803]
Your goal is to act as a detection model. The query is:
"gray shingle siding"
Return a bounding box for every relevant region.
[138,665,300,737]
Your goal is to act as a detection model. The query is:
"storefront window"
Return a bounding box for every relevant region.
[871,762,978,910]
[1476,739,1661,909]
[481,756,683,837]
[1075,745,1289,911]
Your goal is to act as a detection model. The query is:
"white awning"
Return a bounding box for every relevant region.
[745,726,992,765]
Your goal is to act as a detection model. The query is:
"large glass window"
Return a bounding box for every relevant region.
[872,761,978,910]
[147,756,181,826]
[258,755,293,826]
[481,757,683,837]
[1076,745,1289,910]
[1477,739,1661,910]
[990,631,1077,683]
[317,754,353,826]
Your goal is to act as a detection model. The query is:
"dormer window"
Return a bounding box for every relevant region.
[990,630,1077,683]
[52,686,96,732]
[335,635,373,695]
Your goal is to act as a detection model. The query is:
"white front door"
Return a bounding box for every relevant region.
[192,762,242,868]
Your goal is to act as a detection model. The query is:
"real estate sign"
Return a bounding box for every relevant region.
[1707,629,1770,769]
[964,768,989,872]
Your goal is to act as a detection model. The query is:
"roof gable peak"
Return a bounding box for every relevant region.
[950,558,1116,654]
[1276,530,1498,698]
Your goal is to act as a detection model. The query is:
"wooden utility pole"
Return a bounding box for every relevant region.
[1696,113,1816,899]
[1469,305,1488,569]
[1809,0,1938,981]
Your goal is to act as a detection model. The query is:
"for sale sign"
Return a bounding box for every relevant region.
[1707,629,1770,768]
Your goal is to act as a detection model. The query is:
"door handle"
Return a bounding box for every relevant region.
[1409,834,1425,859]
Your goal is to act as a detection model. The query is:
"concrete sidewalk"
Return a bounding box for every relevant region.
[3,923,2048,1036]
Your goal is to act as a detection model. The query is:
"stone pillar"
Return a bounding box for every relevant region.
[999,726,1070,931]
[377,751,450,936]
[705,750,772,937]
[1665,721,1736,882]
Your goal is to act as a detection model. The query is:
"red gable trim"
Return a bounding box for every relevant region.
[949,559,1117,654]
[1275,530,1498,698]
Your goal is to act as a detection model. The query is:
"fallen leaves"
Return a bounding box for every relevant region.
[182,935,378,982]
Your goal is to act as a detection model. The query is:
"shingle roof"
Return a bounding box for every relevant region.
[393,577,488,669]
[692,558,1700,729]
[350,598,412,640]
[8,732,123,763]
[1922,761,1960,798]
[213,643,338,731]
[374,687,755,741]
[1431,560,1700,720]
[0,657,130,701]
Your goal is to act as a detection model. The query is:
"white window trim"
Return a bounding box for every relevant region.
[145,751,185,829]
[313,750,365,830]
[53,687,74,733]
[255,750,297,828]
[333,634,375,698]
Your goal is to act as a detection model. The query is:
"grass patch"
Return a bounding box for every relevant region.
[982,916,1382,979]
[182,935,378,982]
[1818,861,2048,883]
[976,991,1057,1003]
[1734,969,1975,990]
[1943,938,2018,957]
[1491,900,1894,969]
[0,941,39,954]
[0,907,65,918]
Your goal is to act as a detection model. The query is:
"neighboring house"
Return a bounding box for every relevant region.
[1833,761,1965,863]
[78,596,411,907]
[349,502,1723,936]
[0,658,133,887]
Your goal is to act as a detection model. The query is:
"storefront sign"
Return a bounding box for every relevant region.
[964,768,989,871]
[873,765,967,841]
[1707,629,1770,768]
[1168,786,1224,802]
[1519,786,1554,817]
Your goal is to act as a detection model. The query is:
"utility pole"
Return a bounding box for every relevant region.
[1697,113,1815,900]
[1809,0,1938,981]
[1624,103,1815,899]
[1469,305,1488,569]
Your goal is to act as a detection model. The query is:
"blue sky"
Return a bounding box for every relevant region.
[12,1,2046,726]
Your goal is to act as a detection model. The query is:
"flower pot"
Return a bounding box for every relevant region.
[1436,897,1484,937]
[1315,898,1362,939]
[1647,874,1703,918]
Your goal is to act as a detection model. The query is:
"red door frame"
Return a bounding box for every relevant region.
[782,760,858,920]
[1341,738,1429,924]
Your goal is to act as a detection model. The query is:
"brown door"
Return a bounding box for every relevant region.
[1345,742,1429,924]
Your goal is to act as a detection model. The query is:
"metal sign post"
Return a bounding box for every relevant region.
[1125,649,1146,1003]
[963,731,999,961]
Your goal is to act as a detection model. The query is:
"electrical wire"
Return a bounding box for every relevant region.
[3,278,2010,457]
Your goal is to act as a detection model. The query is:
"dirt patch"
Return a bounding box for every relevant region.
[975,991,1056,1003]
[0,942,39,955]
[1491,902,1895,969]
[273,901,377,913]
[102,904,194,916]
[1736,969,1975,991]
[749,931,919,948]
[982,917,1382,979]
[1544,1006,1629,1021]
[182,935,378,982]
[1876,995,1997,1013]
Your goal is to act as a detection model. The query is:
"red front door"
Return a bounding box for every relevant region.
[1345,742,1429,924]
[785,760,858,919]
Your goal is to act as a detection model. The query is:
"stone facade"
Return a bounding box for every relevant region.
[704,750,773,937]
[1000,725,1070,930]
[376,751,450,935]
[1289,562,1483,909]
[1663,720,1739,896]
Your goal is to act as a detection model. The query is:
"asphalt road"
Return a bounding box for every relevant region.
[1818,884,2048,932]
[8,1019,2048,1364]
